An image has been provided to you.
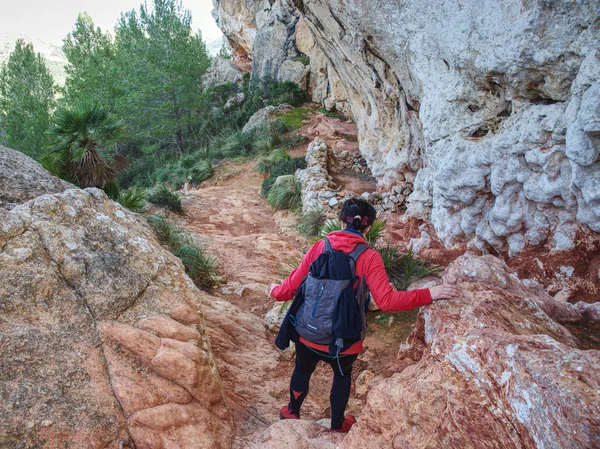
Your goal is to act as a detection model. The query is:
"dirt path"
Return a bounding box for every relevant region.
[176,159,362,447]
[172,115,423,446]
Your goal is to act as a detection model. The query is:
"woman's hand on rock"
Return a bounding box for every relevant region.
[429,283,461,301]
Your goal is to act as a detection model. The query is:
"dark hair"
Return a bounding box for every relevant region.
[338,198,377,232]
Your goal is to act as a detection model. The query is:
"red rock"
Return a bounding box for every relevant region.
[140,314,202,342]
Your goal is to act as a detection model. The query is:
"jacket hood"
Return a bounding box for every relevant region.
[325,230,368,253]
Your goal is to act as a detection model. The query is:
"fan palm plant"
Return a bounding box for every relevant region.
[46,98,126,188]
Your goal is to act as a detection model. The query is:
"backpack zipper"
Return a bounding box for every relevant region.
[312,284,324,318]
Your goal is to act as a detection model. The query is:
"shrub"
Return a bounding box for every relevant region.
[147,184,182,213]
[318,218,386,246]
[175,244,218,290]
[255,148,291,175]
[103,181,120,201]
[118,187,146,212]
[281,133,308,148]
[376,242,442,290]
[188,160,213,185]
[317,107,346,119]
[146,214,186,250]
[318,218,342,239]
[261,176,277,197]
[291,55,310,66]
[216,130,255,158]
[297,208,327,237]
[261,157,306,197]
[278,254,303,278]
[266,176,302,210]
[267,81,309,107]
[270,157,307,177]
[146,215,218,290]
[365,219,386,244]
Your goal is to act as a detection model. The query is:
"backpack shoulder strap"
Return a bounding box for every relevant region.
[348,243,369,262]
[347,243,369,277]
[324,238,332,252]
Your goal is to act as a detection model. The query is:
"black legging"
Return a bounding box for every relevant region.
[289,340,358,429]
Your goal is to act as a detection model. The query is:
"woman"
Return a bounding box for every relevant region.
[270,198,460,432]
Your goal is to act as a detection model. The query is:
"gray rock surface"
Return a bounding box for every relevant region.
[203,56,244,89]
[0,146,74,209]
[242,103,292,133]
[214,0,600,254]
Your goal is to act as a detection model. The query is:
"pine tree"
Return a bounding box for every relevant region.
[0,39,56,157]
[62,13,117,107]
[114,0,211,155]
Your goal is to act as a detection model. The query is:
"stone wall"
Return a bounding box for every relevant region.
[213,0,600,255]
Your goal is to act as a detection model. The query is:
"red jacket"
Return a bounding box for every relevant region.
[271,231,432,353]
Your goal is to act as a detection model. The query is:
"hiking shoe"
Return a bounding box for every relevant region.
[331,415,356,433]
[279,405,300,420]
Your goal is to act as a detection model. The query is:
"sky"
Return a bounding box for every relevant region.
[0,0,223,45]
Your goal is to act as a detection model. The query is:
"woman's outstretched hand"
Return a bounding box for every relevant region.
[269,284,279,296]
[429,283,461,301]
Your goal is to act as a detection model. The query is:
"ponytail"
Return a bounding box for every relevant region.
[338,198,377,232]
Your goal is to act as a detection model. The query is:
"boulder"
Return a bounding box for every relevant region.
[224,92,246,110]
[242,104,293,134]
[203,56,244,89]
[342,253,600,449]
[0,169,232,448]
[0,146,74,209]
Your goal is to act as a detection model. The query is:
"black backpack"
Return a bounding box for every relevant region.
[275,235,369,357]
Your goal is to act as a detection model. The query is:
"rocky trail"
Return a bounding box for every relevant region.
[169,110,422,447]
[172,165,371,446]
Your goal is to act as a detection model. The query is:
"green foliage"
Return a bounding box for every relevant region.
[278,254,302,278]
[146,214,218,289]
[103,181,120,200]
[376,242,442,290]
[366,219,386,245]
[270,157,307,177]
[297,208,327,237]
[118,186,146,212]
[277,108,311,130]
[317,219,342,239]
[281,133,308,148]
[188,160,213,185]
[266,176,302,210]
[266,80,308,107]
[0,39,56,157]
[115,0,211,155]
[45,98,126,188]
[261,156,306,197]
[147,214,185,249]
[147,184,182,213]
[175,244,218,290]
[62,13,117,106]
[261,177,277,197]
[317,218,385,246]
[254,148,290,175]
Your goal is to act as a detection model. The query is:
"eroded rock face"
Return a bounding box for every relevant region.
[0,146,74,209]
[0,185,232,448]
[214,0,600,254]
[343,253,600,449]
